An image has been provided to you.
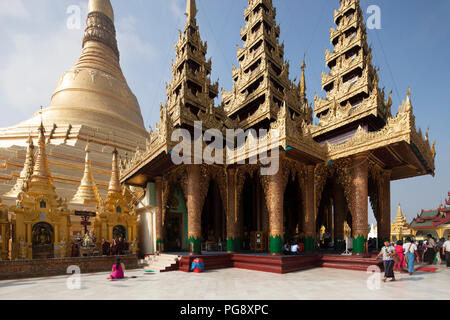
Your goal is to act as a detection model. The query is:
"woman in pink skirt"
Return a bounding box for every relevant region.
[394,240,406,273]
[107,258,125,280]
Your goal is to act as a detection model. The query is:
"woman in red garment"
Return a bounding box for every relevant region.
[394,240,406,273]
[107,258,125,280]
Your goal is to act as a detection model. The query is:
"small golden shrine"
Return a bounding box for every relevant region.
[94,149,138,253]
[10,122,71,260]
[391,204,412,241]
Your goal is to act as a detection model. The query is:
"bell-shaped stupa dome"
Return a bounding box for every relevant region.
[17,0,147,140]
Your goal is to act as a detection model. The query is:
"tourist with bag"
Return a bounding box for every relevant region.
[376,239,397,282]
[403,237,418,275]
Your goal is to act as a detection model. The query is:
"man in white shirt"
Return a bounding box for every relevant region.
[403,237,418,275]
[290,243,299,255]
[442,235,450,268]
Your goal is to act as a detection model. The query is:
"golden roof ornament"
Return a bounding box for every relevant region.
[186,0,197,25]
[31,121,52,184]
[108,148,122,194]
[300,56,307,104]
[71,142,102,207]
[88,0,114,22]
[4,134,35,198]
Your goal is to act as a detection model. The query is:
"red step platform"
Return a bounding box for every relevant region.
[177,253,382,274]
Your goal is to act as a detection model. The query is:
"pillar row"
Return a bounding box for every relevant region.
[303,165,316,252]
[351,153,369,255]
[154,176,163,252]
[186,165,202,255]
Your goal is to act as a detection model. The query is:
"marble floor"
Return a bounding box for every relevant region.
[0,264,449,300]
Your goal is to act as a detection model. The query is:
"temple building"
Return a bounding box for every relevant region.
[9,122,71,260]
[390,204,412,242]
[409,192,450,240]
[0,0,149,208]
[121,0,436,256]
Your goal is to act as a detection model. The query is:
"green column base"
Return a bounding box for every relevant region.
[269,235,283,255]
[156,238,164,252]
[227,237,241,252]
[188,236,202,255]
[304,236,315,252]
[353,234,367,255]
[334,237,345,251]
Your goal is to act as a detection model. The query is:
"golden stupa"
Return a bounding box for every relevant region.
[0,0,149,206]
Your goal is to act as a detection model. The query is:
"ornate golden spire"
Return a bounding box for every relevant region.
[108,148,122,194]
[300,56,307,104]
[88,0,114,22]
[186,0,197,25]
[4,135,35,198]
[84,0,118,57]
[71,143,102,207]
[31,122,52,184]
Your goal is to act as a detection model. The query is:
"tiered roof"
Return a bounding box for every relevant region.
[164,0,219,128]
[410,193,450,229]
[313,0,390,139]
[222,0,312,129]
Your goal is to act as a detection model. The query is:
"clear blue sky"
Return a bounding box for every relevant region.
[0,0,449,224]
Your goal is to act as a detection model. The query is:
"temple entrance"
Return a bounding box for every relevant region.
[164,187,188,251]
[283,177,302,243]
[32,222,54,260]
[113,225,127,240]
[201,180,226,251]
[241,174,268,251]
[317,180,334,250]
[166,213,183,251]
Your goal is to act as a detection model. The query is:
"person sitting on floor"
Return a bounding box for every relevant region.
[107,258,125,280]
[290,242,299,255]
[283,242,290,255]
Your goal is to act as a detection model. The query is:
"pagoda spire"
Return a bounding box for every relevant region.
[300,56,307,105]
[163,0,218,128]
[71,143,102,207]
[107,148,122,195]
[222,0,311,128]
[186,0,197,25]
[83,0,119,58]
[314,0,389,131]
[31,121,52,184]
[4,135,35,198]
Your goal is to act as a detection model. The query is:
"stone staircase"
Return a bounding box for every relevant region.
[144,254,181,273]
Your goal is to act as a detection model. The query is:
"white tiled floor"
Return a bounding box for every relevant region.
[0,264,449,300]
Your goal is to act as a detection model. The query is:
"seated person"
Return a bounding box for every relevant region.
[290,242,299,255]
[101,238,110,256]
[107,259,125,280]
[298,242,304,253]
[283,242,291,255]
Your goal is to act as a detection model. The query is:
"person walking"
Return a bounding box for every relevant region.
[443,235,450,268]
[424,234,436,265]
[376,239,397,282]
[403,238,418,275]
[394,240,406,273]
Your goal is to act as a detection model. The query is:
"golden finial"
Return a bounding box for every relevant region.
[108,148,122,194]
[407,87,412,97]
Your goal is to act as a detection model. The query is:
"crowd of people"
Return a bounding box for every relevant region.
[283,240,305,255]
[377,234,450,282]
[101,237,130,256]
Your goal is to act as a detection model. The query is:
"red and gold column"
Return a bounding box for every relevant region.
[351,153,369,255]
[266,165,285,255]
[155,176,163,252]
[226,167,240,252]
[186,165,202,255]
[377,170,391,247]
[303,165,316,252]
